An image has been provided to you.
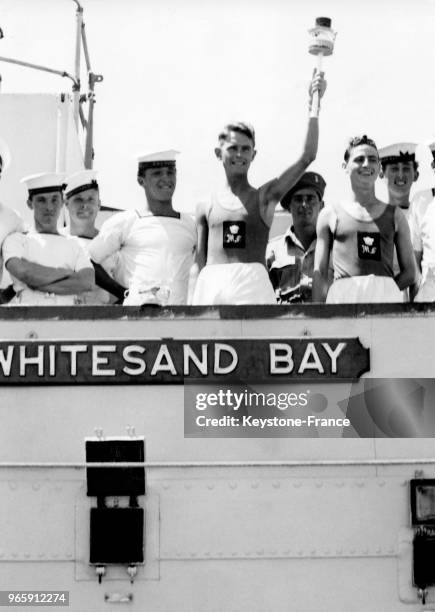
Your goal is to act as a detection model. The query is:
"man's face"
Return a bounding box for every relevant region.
[382,161,417,198]
[141,166,176,201]
[289,188,322,232]
[66,188,100,225]
[215,131,256,175]
[28,191,63,233]
[345,144,380,187]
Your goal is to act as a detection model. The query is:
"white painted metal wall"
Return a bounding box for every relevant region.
[0,307,433,612]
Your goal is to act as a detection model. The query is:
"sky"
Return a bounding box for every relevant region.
[0,0,435,213]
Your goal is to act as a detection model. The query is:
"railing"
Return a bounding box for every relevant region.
[0,459,434,469]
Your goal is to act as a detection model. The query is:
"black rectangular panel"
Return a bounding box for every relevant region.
[90,507,144,564]
[86,439,145,497]
[413,532,435,589]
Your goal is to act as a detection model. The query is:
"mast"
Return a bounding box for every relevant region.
[0,0,103,169]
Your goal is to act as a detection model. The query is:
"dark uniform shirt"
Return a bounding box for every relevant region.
[266,227,316,303]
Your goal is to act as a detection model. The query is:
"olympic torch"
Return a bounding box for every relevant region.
[308,17,336,117]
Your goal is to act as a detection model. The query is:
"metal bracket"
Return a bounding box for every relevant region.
[127,565,137,584]
[95,565,106,584]
[89,72,103,86]
[104,593,133,603]
[418,587,428,605]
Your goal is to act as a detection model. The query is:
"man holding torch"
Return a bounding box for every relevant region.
[192,41,328,305]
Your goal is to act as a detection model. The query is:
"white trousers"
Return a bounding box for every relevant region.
[326,275,403,304]
[192,263,277,305]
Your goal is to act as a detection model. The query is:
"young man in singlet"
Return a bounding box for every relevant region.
[192,71,326,305]
[313,135,417,303]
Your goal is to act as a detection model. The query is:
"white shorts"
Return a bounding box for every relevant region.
[326,275,403,304]
[192,263,277,305]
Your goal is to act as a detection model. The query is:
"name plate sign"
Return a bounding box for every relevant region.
[0,338,369,384]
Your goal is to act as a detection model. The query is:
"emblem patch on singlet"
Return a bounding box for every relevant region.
[357,232,381,261]
[223,221,246,248]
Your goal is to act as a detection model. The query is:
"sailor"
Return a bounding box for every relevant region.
[88,150,197,305]
[192,71,326,305]
[266,171,327,303]
[409,141,435,301]
[378,142,420,300]
[2,172,94,305]
[379,142,419,219]
[0,138,25,303]
[313,135,417,303]
[64,169,121,304]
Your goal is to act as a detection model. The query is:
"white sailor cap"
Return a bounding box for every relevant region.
[379,142,417,165]
[137,149,179,172]
[21,172,66,197]
[65,169,98,199]
[0,138,11,173]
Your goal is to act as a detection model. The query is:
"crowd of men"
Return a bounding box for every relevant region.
[0,71,434,306]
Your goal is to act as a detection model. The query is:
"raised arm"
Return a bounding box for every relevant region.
[394,207,419,291]
[312,207,333,302]
[195,200,209,271]
[259,72,326,226]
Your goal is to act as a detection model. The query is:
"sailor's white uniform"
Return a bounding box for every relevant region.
[410,188,435,301]
[88,210,197,305]
[72,235,118,305]
[3,230,91,305]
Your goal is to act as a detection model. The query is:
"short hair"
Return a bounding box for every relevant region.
[344,134,378,162]
[218,122,256,147]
